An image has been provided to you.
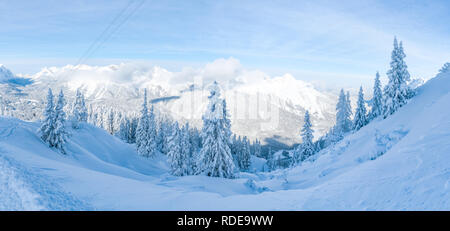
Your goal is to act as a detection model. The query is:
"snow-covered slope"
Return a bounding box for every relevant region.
[0,70,449,210]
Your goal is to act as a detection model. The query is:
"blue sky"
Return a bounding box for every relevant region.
[0,0,449,88]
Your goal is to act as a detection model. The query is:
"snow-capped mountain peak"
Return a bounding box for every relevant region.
[0,65,15,82]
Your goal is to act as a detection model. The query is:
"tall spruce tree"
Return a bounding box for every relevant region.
[238,136,251,172]
[167,123,188,176]
[345,91,353,129]
[196,81,236,178]
[136,89,153,157]
[335,89,352,135]
[70,89,88,129]
[107,109,115,134]
[294,110,315,163]
[183,123,196,174]
[40,88,55,143]
[353,87,368,130]
[46,90,68,154]
[383,37,412,117]
[370,72,383,119]
[147,105,158,157]
[253,139,262,159]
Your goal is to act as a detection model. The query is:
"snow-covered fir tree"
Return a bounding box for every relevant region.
[136,89,155,157]
[345,91,353,129]
[156,120,166,154]
[335,89,352,135]
[70,89,88,129]
[230,134,239,157]
[42,90,68,154]
[189,126,202,151]
[128,117,138,144]
[117,117,130,142]
[107,109,115,134]
[383,37,412,118]
[114,111,123,135]
[353,87,368,130]
[51,90,68,153]
[181,124,195,175]
[162,121,174,155]
[147,105,158,157]
[39,88,55,143]
[238,136,251,172]
[294,110,315,163]
[253,139,262,159]
[196,81,236,178]
[370,72,383,119]
[98,107,105,129]
[167,122,190,176]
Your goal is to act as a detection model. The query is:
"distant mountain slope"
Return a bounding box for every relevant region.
[0,63,338,146]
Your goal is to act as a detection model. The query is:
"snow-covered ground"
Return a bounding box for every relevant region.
[0,71,449,210]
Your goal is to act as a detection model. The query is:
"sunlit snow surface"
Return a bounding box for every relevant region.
[0,71,449,210]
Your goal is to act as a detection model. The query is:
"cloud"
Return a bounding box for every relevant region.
[27,58,305,94]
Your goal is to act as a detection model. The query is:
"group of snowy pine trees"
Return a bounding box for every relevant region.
[291,37,415,166]
[39,88,88,154]
[231,135,262,172]
[131,82,261,178]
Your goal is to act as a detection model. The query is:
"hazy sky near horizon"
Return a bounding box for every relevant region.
[0,0,448,88]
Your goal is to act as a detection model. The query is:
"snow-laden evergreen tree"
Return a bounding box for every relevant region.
[106,109,115,134]
[335,89,352,135]
[370,72,383,120]
[98,107,105,129]
[345,91,353,129]
[353,87,368,130]
[196,81,236,178]
[147,105,158,157]
[231,134,238,156]
[189,126,202,150]
[156,120,166,153]
[167,122,190,176]
[117,117,130,142]
[293,110,315,163]
[162,121,174,155]
[46,90,68,154]
[114,111,123,135]
[238,136,251,172]
[398,41,414,99]
[253,139,262,159]
[383,37,412,118]
[181,124,195,175]
[128,117,138,143]
[70,89,88,129]
[39,88,55,143]
[136,89,154,157]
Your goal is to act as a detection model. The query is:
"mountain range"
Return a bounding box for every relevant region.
[0,62,343,147]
